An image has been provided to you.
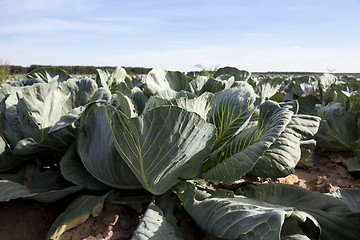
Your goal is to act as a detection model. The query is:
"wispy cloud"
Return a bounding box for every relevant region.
[0,18,138,36]
[1,0,359,72]
[1,0,97,16]
[89,17,163,24]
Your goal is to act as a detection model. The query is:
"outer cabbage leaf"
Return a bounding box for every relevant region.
[0,135,25,172]
[242,183,360,240]
[213,66,251,82]
[176,181,319,240]
[203,101,293,184]
[3,79,100,145]
[48,106,84,133]
[297,95,322,115]
[315,102,360,151]
[290,76,319,97]
[3,79,110,161]
[143,68,191,96]
[76,103,142,190]
[327,188,360,212]
[60,143,113,191]
[346,157,360,172]
[132,202,182,240]
[350,139,360,163]
[331,76,360,96]
[59,78,111,109]
[95,66,132,94]
[9,78,44,87]
[26,67,71,83]
[185,75,235,95]
[114,91,138,118]
[46,192,110,240]
[106,105,216,195]
[318,73,338,92]
[348,94,360,112]
[131,90,148,115]
[253,76,284,104]
[155,89,197,100]
[250,114,321,177]
[0,164,80,202]
[144,92,213,120]
[3,81,68,147]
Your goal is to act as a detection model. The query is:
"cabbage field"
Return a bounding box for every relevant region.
[0,66,359,240]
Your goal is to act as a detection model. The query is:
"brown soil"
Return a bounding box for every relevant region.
[55,203,140,240]
[0,150,359,240]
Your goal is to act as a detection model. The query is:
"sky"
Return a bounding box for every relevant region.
[0,0,359,73]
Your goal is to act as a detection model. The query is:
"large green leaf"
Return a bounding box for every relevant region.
[60,143,113,191]
[143,68,191,96]
[242,183,360,240]
[155,89,197,100]
[253,76,284,104]
[2,79,104,148]
[331,76,360,96]
[76,103,142,190]
[59,78,110,109]
[318,73,338,92]
[3,81,66,146]
[349,94,360,112]
[107,105,216,195]
[208,84,256,150]
[290,76,319,97]
[96,66,131,94]
[185,75,235,95]
[0,134,25,172]
[213,66,251,82]
[114,91,138,118]
[0,164,80,202]
[345,157,360,172]
[350,138,360,162]
[315,103,360,151]
[250,114,321,177]
[26,67,71,83]
[327,188,360,212]
[176,181,319,240]
[203,101,293,184]
[131,90,148,115]
[0,84,12,133]
[297,95,322,115]
[132,202,183,240]
[3,79,110,162]
[144,92,213,120]
[48,106,84,133]
[46,192,110,240]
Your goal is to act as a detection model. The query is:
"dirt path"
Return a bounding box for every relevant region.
[281,150,360,193]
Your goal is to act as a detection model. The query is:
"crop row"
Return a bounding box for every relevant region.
[0,67,359,239]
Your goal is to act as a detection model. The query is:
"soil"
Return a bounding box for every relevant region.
[0,150,359,240]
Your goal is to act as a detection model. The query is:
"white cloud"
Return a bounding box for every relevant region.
[1,0,97,16]
[0,18,136,36]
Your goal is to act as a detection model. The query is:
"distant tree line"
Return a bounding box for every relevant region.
[7,65,152,75]
[6,65,359,77]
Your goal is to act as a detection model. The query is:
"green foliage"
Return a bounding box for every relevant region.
[4,64,152,76]
[194,64,219,76]
[0,59,10,84]
[0,66,358,240]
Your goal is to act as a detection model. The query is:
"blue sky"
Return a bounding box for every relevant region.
[1,0,359,72]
